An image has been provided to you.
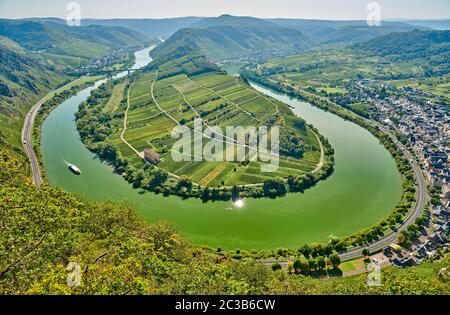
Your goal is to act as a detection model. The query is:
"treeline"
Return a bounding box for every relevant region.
[240,70,419,250]
[352,30,450,77]
[76,81,117,144]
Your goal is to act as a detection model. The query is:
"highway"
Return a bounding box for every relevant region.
[259,122,427,265]
[21,95,49,187]
[338,121,428,260]
[21,80,82,186]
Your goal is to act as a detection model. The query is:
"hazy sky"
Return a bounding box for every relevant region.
[1,0,449,20]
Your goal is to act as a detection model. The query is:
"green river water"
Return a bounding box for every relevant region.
[40,47,402,250]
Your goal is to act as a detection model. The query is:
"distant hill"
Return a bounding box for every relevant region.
[27,16,432,48]
[0,19,149,148]
[399,19,450,30]
[146,42,222,79]
[0,19,148,59]
[353,30,450,76]
[267,19,425,46]
[81,17,203,38]
[152,15,312,61]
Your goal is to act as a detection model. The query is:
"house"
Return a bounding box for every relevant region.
[392,256,417,268]
[144,149,161,164]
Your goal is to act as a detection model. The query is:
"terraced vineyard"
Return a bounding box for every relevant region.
[102,70,326,188]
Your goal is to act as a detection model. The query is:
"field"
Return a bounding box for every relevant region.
[261,49,423,98]
[387,76,450,102]
[106,71,322,187]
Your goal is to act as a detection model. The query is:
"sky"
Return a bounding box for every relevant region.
[0,0,449,20]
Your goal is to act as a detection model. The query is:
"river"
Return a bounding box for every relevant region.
[40,47,402,250]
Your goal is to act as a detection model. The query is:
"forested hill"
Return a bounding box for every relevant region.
[0,19,148,58]
[0,19,149,103]
[352,30,450,75]
[151,15,312,61]
[147,39,222,79]
[0,19,149,149]
[81,17,203,38]
[267,19,424,46]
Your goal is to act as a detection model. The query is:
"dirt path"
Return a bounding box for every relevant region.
[120,77,143,158]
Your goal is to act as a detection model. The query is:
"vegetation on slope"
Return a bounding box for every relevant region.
[352,30,450,76]
[146,45,223,79]
[0,19,149,150]
[0,19,148,58]
[0,146,448,294]
[75,52,333,200]
[268,19,424,46]
[151,15,311,62]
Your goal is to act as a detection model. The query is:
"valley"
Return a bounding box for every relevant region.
[0,9,448,296]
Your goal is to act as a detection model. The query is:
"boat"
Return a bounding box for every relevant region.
[68,164,81,175]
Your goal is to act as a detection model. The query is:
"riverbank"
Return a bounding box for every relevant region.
[32,76,104,183]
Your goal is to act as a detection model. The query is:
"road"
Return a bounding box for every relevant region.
[338,121,428,260]
[21,95,50,186]
[22,79,85,186]
[255,87,428,263]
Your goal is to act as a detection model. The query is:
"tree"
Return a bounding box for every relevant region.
[329,254,341,269]
[293,258,309,275]
[262,178,286,198]
[177,176,193,191]
[308,259,317,271]
[287,262,294,274]
[231,186,240,202]
[271,263,282,271]
[316,256,326,271]
[362,248,370,257]
[298,244,312,258]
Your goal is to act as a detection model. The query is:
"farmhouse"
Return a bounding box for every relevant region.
[144,149,161,164]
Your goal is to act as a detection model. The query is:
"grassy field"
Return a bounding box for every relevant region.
[104,71,322,187]
[387,75,450,102]
[261,49,423,99]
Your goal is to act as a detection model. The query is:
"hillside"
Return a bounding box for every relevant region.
[146,44,222,78]
[353,30,450,75]
[0,19,148,58]
[0,19,149,149]
[82,17,203,38]
[152,15,312,61]
[0,40,67,146]
[268,19,424,46]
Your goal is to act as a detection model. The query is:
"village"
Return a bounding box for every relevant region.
[338,79,449,268]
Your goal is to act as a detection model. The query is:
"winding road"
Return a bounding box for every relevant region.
[21,95,48,186]
[339,121,427,260]
[21,79,87,187]
[256,87,428,263]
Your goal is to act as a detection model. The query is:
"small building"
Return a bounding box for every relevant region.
[144,149,160,164]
